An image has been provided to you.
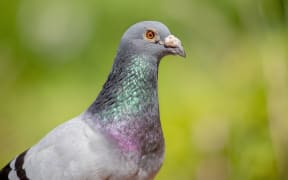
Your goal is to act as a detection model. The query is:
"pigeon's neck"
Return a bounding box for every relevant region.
[86,55,163,154]
[88,55,159,119]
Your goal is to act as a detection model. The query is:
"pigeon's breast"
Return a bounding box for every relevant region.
[99,117,165,179]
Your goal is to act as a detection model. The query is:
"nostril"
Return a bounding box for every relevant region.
[158,40,164,45]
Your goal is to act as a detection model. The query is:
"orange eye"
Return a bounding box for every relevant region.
[145,30,155,39]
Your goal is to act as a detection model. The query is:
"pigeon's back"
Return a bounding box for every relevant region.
[1,115,147,180]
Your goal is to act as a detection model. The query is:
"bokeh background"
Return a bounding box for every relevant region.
[1,0,288,179]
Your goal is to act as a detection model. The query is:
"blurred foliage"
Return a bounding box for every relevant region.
[1,0,288,179]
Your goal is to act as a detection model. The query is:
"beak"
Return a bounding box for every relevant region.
[163,35,186,57]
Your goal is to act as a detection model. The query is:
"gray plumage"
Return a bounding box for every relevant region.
[0,21,185,180]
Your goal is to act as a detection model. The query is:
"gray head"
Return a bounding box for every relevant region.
[118,21,186,60]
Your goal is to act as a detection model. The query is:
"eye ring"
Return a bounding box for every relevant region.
[145,30,155,39]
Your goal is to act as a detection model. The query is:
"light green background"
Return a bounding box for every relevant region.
[1,0,287,179]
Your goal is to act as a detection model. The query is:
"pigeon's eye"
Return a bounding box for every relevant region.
[145,30,155,39]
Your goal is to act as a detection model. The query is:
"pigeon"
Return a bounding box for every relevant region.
[0,21,185,180]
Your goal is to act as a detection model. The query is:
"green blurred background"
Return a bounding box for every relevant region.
[1,0,288,179]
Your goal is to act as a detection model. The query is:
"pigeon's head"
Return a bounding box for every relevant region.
[119,21,186,60]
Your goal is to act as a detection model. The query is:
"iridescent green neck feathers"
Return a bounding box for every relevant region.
[87,55,159,124]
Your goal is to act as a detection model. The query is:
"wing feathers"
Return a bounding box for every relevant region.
[0,149,29,180]
[15,150,29,180]
[0,161,12,180]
